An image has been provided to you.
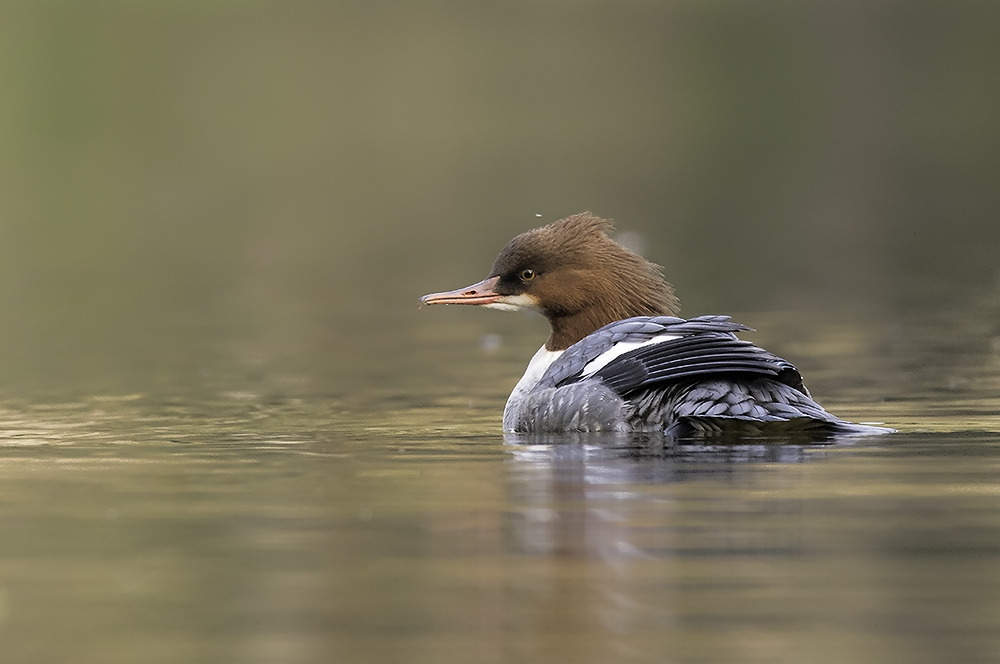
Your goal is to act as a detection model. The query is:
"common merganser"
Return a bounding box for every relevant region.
[420,212,892,437]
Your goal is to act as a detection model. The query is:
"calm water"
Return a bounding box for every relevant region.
[0,293,998,664]
[3,2,998,662]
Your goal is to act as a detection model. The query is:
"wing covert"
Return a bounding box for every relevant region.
[535,315,753,389]
[566,333,808,396]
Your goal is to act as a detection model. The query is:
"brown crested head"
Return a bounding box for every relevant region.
[487,212,680,350]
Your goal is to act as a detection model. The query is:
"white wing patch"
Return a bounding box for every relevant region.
[581,334,682,377]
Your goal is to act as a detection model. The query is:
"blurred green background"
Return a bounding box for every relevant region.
[0,0,997,395]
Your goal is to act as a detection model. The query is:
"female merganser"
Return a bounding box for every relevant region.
[419,212,892,437]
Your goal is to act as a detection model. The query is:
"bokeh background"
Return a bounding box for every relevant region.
[1,5,999,663]
[0,0,997,397]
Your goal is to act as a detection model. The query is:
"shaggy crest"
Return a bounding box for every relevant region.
[489,212,679,349]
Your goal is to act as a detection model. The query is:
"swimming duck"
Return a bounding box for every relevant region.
[420,212,891,436]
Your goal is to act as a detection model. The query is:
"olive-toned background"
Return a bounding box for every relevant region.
[1,5,999,664]
[1,0,997,390]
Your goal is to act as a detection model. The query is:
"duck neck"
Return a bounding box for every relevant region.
[545,309,616,351]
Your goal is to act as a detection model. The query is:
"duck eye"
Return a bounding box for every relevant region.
[520,269,536,282]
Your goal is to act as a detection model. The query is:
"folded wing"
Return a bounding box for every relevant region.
[550,320,809,398]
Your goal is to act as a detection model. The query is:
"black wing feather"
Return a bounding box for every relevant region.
[573,333,808,396]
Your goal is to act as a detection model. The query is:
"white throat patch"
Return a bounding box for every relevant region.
[483,293,538,312]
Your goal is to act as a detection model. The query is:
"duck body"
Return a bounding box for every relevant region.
[420,213,892,437]
[501,314,885,435]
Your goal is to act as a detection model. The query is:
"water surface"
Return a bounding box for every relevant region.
[1,294,998,664]
[3,2,998,661]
